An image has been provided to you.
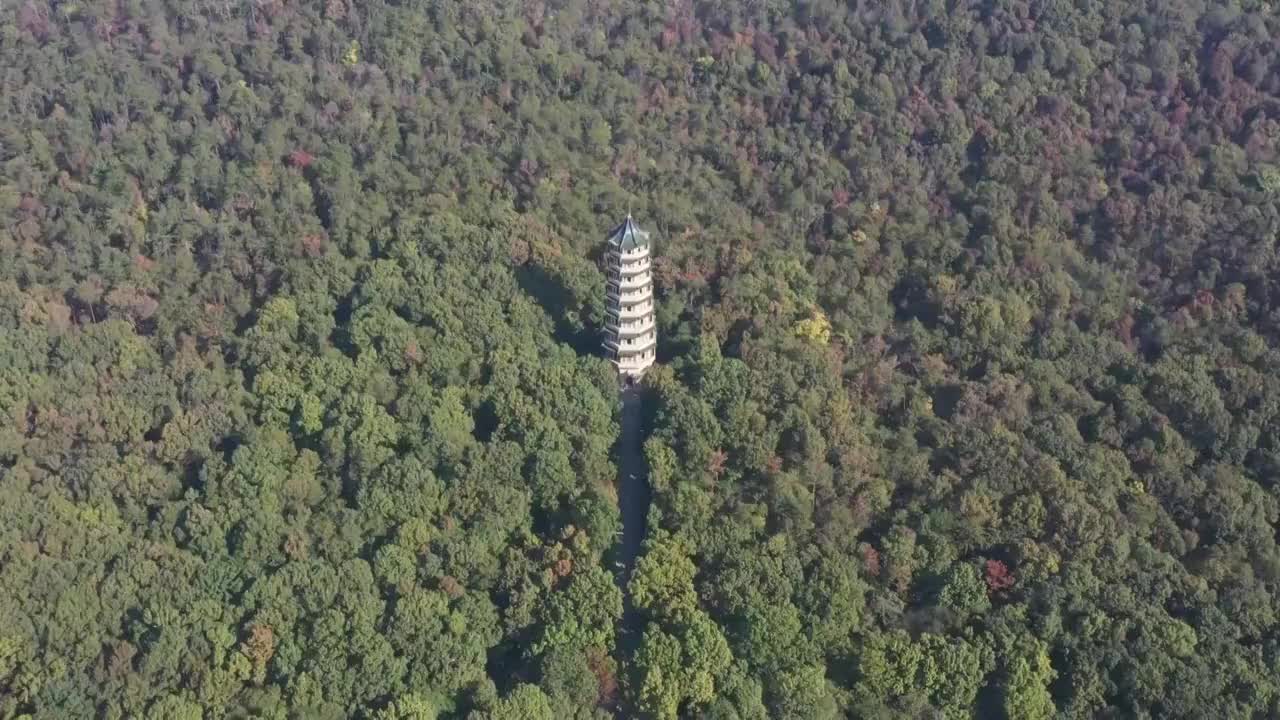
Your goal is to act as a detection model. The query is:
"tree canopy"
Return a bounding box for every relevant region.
[5,0,1280,718]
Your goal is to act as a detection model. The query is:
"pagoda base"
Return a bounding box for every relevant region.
[613,358,653,379]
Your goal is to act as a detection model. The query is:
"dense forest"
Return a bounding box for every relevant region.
[4,0,1280,717]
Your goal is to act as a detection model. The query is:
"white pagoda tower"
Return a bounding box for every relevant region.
[603,214,656,378]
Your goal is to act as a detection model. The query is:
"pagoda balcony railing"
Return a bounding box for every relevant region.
[607,263,651,279]
[611,351,657,370]
[607,288,651,303]
[613,348,657,366]
[604,334,657,355]
[606,279,653,300]
[606,270,652,284]
[605,317,655,337]
[607,256,649,273]
[608,302,653,320]
[605,329,655,346]
[607,273,652,291]
[609,246,649,262]
[615,353,655,372]
[607,313,655,329]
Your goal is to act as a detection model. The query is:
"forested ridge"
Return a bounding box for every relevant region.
[4,0,1280,718]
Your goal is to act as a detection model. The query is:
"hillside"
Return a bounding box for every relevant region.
[3,1,1280,718]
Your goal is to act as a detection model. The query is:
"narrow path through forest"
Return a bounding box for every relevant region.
[614,384,650,655]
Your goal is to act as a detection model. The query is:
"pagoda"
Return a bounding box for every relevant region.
[603,214,656,378]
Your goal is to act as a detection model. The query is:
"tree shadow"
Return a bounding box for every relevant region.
[515,263,600,357]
